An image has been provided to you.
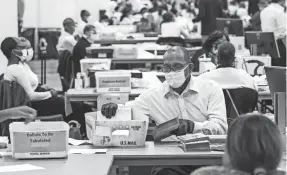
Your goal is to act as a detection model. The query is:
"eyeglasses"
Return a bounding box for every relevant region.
[161,64,189,73]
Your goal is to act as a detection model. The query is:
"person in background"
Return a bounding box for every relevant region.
[140,7,155,25]
[72,25,97,75]
[191,113,285,175]
[0,106,36,123]
[76,10,91,38]
[249,0,268,31]
[101,46,227,175]
[192,0,224,39]
[57,18,77,54]
[94,15,110,34]
[176,7,194,35]
[202,30,230,64]
[236,2,249,18]
[228,1,239,17]
[120,4,134,24]
[161,12,192,39]
[200,42,257,90]
[154,5,168,33]
[248,0,260,16]
[261,0,286,67]
[136,17,155,32]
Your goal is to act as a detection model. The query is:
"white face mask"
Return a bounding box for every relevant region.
[14,49,28,61]
[164,65,189,88]
[26,48,34,61]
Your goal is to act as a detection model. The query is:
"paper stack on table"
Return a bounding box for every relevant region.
[0,164,44,172]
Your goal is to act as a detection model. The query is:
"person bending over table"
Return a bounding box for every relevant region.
[192,30,229,71]
[0,106,36,123]
[1,37,91,133]
[191,113,286,175]
[200,41,257,90]
[101,46,228,175]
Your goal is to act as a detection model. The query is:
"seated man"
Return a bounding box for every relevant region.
[101,46,228,174]
[200,42,257,90]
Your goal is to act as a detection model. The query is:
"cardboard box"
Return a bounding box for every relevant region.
[9,122,69,159]
[80,59,111,74]
[113,46,138,59]
[97,94,129,110]
[95,71,131,93]
[96,106,132,121]
[85,109,148,147]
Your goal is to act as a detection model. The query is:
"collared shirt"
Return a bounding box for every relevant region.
[200,67,258,90]
[126,76,228,135]
[57,31,77,53]
[261,3,286,40]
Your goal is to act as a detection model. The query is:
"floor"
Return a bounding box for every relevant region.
[27,59,62,91]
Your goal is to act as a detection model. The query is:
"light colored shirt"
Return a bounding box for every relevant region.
[261,3,286,40]
[126,76,228,135]
[57,31,77,53]
[76,20,87,38]
[200,68,258,90]
[161,22,182,37]
[4,63,51,101]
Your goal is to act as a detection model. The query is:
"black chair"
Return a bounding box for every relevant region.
[223,88,258,125]
[57,50,75,92]
[156,37,186,47]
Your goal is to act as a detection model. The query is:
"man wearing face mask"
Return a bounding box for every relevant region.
[72,25,97,75]
[101,46,227,175]
[102,46,227,134]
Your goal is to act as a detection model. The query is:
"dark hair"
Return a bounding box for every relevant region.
[80,10,90,18]
[101,15,109,22]
[165,46,191,63]
[217,41,236,67]
[140,7,148,14]
[162,12,174,23]
[83,25,95,34]
[1,37,17,58]
[170,8,178,16]
[202,30,230,54]
[227,113,283,174]
[120,5,133,22]
[271,0,281,3]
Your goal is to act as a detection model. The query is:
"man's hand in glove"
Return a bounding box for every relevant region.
[172,119,195,136]
[101,103,118,119]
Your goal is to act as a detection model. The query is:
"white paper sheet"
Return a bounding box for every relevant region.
[68,138,92,146]
[0,164,44,172]
[0,152,12,156]
[68,149,107,154]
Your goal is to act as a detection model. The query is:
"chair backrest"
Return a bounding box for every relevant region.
[156,37,186,47]
[223,88,258,125]
[0,80,31,136]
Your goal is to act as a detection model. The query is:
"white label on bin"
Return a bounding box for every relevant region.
[98,77,130,88]
[13,131,67,154]
[98,53,107,58]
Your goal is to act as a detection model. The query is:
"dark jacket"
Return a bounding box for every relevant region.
[0,80,31,136]
[193,0,224,35]
[72,37,91,75]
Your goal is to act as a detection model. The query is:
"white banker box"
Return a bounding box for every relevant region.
[9,122,69,159]
[95,71,131,93]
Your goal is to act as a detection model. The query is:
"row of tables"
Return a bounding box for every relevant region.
[1,141,285,175]
[0,142,223,175]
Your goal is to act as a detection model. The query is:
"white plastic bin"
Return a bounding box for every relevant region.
[9,122,69,159]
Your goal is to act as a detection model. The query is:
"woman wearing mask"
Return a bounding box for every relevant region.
[191,113,285,175]
[1,37,91,133]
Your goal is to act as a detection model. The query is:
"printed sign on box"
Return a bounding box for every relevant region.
[96,71,131,93]
[9,122,69,159]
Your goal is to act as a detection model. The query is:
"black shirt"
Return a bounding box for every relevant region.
[72,37,91,75]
